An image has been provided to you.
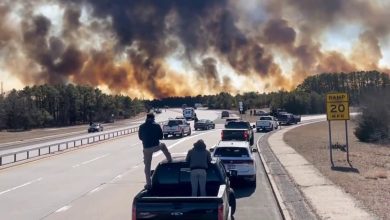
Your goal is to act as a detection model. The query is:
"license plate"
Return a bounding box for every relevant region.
[226,164,236,170]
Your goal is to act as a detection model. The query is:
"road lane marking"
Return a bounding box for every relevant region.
[72,154,109,168]
[55,205,72,213]
[0,177,43,196]
[88,186,103,194]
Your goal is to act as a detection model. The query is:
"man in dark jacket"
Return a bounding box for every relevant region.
[186,139,212,196]
[139,113,172,189]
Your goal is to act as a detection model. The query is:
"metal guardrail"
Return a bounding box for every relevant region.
[0,122,165,166]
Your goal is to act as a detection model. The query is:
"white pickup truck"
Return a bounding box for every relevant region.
[163,119,191,138]
[256,116,278,132]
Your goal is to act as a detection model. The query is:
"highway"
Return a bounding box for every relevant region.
[0,109,282,220]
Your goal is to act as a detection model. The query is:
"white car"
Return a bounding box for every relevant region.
[211,141,257,186]
[256,116,278,132]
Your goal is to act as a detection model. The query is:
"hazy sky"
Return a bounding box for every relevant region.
[0,0,389,98]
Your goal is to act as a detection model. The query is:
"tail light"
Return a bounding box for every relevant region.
[132,205,136,220]
[218,204,224,220]
[221,131,224,139]
[243,131,249,140]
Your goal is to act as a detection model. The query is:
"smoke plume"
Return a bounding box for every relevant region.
[0,0,389,98]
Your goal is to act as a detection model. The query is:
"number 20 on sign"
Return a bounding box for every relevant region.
[326,93,350,120]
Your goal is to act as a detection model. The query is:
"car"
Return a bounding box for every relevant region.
[88,123,104,133]
[221,111,230,118]
[194,119,215,130]
[132,156,236,219]
[183,107,196,120]
[211,141,257,186]
[163,119,191,138]
[224,120,255,145]
[154,108,162,114]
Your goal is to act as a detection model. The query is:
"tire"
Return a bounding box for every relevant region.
[180,131,184,138]
[256,128,260,132]
[250,137,254,146]
[270,125,273,131]
[163,134,168,139]
[229,189,236,216]
[188,129,191,136]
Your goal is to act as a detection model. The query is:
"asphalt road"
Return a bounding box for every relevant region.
[0,109,282,220]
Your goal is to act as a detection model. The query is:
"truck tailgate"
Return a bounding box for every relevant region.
[135,199,220,220]
[222,130,246,141]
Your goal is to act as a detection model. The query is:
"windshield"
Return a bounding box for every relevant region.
[214,147,249,157]
[225,121,250,129]
[168,120,182,126]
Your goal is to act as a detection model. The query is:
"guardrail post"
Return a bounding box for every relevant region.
[49,146,51,154]
[27,151,30,159]
[0,156,2,166]
[66,142,68,150]
[58,144,60,152]
[39,148,41,156]
[14,154,17,163]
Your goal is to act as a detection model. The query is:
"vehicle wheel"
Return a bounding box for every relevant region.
[256,128,260,132]
[271,125,274,131]
[250,137,254,146]
[188,129,191,136]
[229,189,236,216]
[163,134,168,139]
[180,131,184,138]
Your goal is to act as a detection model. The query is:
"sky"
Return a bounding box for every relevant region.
[0,0,389,98]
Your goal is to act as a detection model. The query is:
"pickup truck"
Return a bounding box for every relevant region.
[223,121,255,145]
[163,119,191,138]
[256,116,278,132]
[132,156,236,220]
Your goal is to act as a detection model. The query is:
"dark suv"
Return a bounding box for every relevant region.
[223,121,255,146]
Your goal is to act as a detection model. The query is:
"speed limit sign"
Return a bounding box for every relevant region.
[326,93,350,120]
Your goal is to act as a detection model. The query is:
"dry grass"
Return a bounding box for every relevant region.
[285,120,390,220]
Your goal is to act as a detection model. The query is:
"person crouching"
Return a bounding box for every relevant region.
[186,139,212,196]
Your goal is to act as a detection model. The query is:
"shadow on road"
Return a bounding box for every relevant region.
[331,165,360,173]
[231,181,256,199]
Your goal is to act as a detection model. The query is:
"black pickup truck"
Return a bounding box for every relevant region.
[132,156,236,220]
[222,121,255,145]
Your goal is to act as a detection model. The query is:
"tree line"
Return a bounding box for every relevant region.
[0,84,144,130]
[147,70,389,115]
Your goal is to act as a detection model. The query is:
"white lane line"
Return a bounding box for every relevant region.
[72,154,109,168]
[0,177,43,196]
[55,205,72,213]
[88,186,103,194]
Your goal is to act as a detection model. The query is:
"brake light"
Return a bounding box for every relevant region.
[132,205,136,220]
[221,131,224,139]
[243,131,249,140]
[218,204,224,220]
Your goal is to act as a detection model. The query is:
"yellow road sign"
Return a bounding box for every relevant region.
[326,93,350,120]
[326,93,348,102]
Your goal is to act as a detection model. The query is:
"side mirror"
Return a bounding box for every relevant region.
[252,125,256,128]
[209,148,214,152]
[252,148,258,152]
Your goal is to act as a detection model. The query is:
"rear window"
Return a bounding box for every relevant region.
[260,117,272,120]
[225,121,250,129]
[214,147,249,157]
[197,119,207,123]
[168,120,182,126]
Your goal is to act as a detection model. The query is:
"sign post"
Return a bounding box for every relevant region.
[326,93,350,167]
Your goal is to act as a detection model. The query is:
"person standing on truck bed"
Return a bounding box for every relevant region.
[138,112,172,189]
[186,139,212,196]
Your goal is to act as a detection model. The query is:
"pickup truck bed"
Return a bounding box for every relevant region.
[133,157,235,220]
